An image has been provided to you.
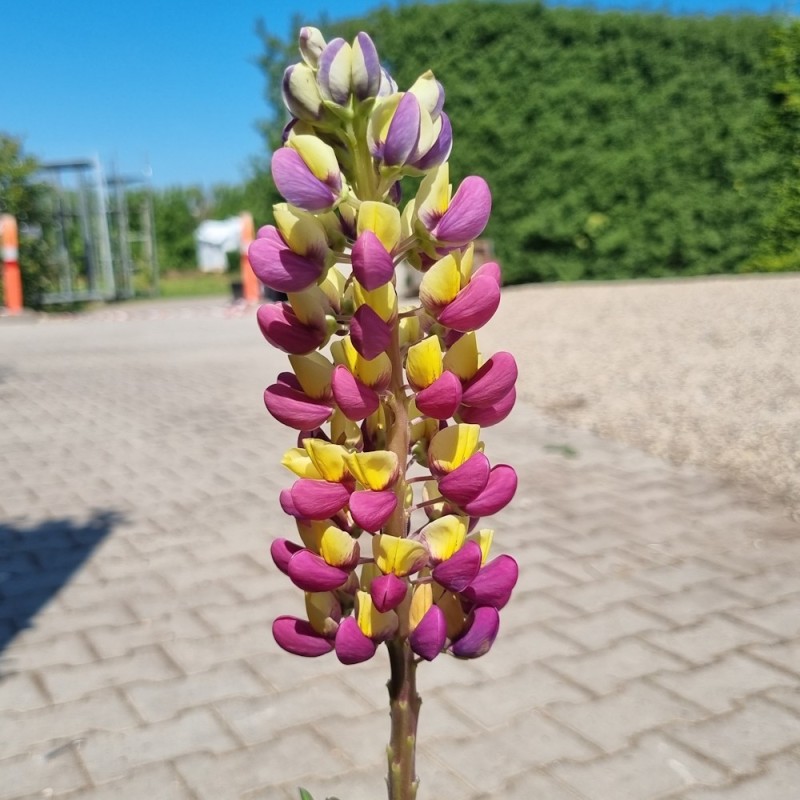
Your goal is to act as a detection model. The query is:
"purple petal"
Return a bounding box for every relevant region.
[412,113,453,171]
[437,274,501,332]
[350,304,392,360]
[287,549,350,591]
[334,616,378,664]
[458,388,516,427]
[318,38,351,106]
[449,606,500,659]
[270,538,303,575]
[462,465,518,517]
[331,365,380,421]
[273,615,334,657]
[351,230,395,291]
[409,604,446,661]
[437,452,491,506]
[415,370,463,420]
[271,148,337,212]
[383,93,421,167]
[431,540,483,592]
[249,226,324,292]
[429,176,492,245]
[462,352,518,407]
[370,572,408,612]
[462,555,519,610]
[257,302,327,355]
[290,478,352,520]
[349,489,397,532]
[279,488,302,518]
[352,32,381,101]
[474,260,502,285]
[264,383,333,430]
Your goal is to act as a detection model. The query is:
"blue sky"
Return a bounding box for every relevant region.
[4,0,795,188]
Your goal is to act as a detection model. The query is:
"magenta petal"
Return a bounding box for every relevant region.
[249,226,324,292]
[410,604,446,661]
[462,555,519,610]
[413,113,452,171]
[279,488,303,518]
[430,176,491,245]
[270,538,303,574]
[384,92,421,166]
[351,230,395,291]
[273,615,334,657]
[461,352,518,407]
[473,260,502,285]
[437,452,491,506]
[370,572,408,612]
[331,365,380,421]
[271,148,337,212]
[257,303,326,355]
[350,304,392,359]
[334,616,378,664]
[264,383,333,430]
[449,606,500,659]
[287,549,350,591]
[462,464,518,517]
[458,387,516,427]
[290,478,352,520]
[431,540,483,592]
[415,370,463,420]
[437,274,501,332]
[349,489,397,532]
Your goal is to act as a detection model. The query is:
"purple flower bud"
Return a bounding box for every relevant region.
[282,64,324,121]
[287,549,350,592]
[350,304,392,360]
[249,226,325,293]
[290,478,352,520]
[299,27,326,68]
[409,604,446,661]
[264,379,333,431]
[450,606,500,659]
[273,615,334,657]
[437,452,491,506]
[279,487,302,518]
[461,555,519,610]
[432,540,483,592]
[331,365,380,421]
[351,230,395,290]
[378,67,398,97]
[415,370,463,420]
[458,387,516,427]
[271,148,339,212]
[349,489,397,532]
[429,177,492,246]
[384,93,422,167]
[370,573,408,612]
[412,113,453,172]
[318,38,352,106]
[437,273,501,332]
[462,465,517,517]
[351,32,381,101]
[474,260,502,285]
[335,616,378,664]
[257,303,327,355]
[270,538,303,574]
[461,352,518,407]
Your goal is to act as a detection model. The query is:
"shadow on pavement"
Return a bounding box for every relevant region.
[0,510,121,657]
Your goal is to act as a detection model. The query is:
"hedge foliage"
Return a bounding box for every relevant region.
[258,2,784,283]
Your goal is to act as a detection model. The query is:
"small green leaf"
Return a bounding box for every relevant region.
[298,789,315,800]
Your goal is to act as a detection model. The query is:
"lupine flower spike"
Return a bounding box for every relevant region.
[255,27,519,800]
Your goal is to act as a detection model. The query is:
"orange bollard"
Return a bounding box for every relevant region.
[240,211,259,304]
[1,214,23,314]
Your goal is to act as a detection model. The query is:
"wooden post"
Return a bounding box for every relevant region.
[240,212,259,304]
[1,214,23,314]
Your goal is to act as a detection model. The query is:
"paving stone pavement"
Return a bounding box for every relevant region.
[1,296,800,800]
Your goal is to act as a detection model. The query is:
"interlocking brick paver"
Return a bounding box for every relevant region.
[633,584,747,626]
[0,671,48,712]
[499,770,585,800]
[552,602,667,649]
[729,594,800,639]
[0,748,86,800]
[51,763,194,800]
[681,753,800,800]
[550,576,659,613]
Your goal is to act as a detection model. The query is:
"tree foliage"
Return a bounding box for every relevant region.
[256,1,782,282]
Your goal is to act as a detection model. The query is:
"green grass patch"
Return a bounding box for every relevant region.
[139,270,233,299]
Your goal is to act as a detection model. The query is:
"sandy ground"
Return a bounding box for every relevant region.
[479,273,800,517]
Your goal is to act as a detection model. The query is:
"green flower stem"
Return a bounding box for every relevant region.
[386,638,421,800]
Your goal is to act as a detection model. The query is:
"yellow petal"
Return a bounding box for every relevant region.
[281,447,323,479]
[357,201,401,252]
[288,286,328,328]
[457,243,475,287]
[319,266,346,313]
[422,515,468,562]
[359,562,381,592]
[353,280,397,322]
[364,404,387,447]
[337,334,392,388]
[409,581,433,632]
[467,529,494,566]
[368,93,403,151]
[399,310,422,349]
[432,584,467,639]
[330,408,362,447]
[373,534,428,577]
[406,335,443,389]
[289,352,333,400]
[305,591,340,636]
[303,439,349,482]
[289,134,340,182]
[419,253,460,311]
[331,336,358,372]
[356,590,398,639]
[273,203,329,257]
[319,524,359,567]
[428,424,481,474]
[297,519,329,552]
[443,330,479,380]
[414,163,451,228]
[345,450,399,490]
[408,70,441,116]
